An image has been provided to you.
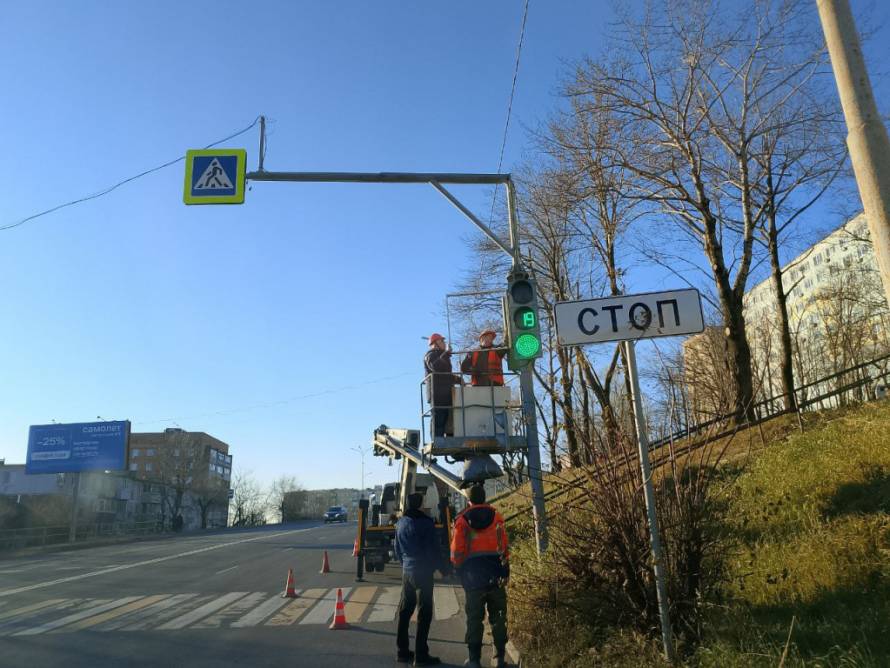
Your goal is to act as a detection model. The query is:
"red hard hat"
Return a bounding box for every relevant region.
[429,333,445,344]
[479,329,497,339]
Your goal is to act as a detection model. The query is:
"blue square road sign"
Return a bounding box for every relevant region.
[183,148,247,205]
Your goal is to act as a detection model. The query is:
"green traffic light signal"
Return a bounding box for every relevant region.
[504,273,543,370]
[514,333,541,358]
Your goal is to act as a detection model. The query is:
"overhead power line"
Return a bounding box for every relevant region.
[134,370,416,426]
[496,0,530,177]
[0,116,261,232]
[487,0,531,226]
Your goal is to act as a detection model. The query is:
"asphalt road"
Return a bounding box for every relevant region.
[0,522,506,668]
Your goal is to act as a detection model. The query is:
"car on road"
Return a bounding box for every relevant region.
[323,505,348,523]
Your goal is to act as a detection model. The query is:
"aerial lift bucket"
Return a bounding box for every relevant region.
[459,454,503,488]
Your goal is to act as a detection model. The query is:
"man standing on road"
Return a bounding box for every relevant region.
[425,333,457,438]
[395,492,442,666]
[461,329,507,387]
[450,484,510,668]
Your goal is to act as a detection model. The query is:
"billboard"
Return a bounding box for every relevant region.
[26,420,130,474]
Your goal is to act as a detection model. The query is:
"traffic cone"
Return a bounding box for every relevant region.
[281,568,297,598]
[320,550,331,574]
[329,587,349,629]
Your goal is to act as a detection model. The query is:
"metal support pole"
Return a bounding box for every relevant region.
[519,366,548,554]
[624,340,675,664]
[355,499,369,582]
[430,182,514,258]
[258,116,266,172]
[504,179,522,269]
[817,0,890,308]
[68,472,81,543]
[245,171,510,186]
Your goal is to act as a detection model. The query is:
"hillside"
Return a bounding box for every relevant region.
[502,400,890,667]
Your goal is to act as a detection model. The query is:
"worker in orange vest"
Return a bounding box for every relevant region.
[460,329,507,387]
[450,484,510,668]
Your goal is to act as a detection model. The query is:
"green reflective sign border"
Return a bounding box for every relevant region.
[183,148,247,205]
[514,333,541,358]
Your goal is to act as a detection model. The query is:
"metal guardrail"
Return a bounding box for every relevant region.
[500,352,890,523]
[0,520,164,551]
[649,351,890,450]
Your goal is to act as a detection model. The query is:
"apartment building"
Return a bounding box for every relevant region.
[127,428,232,530]
[683,214,889,421]
[744,214,889,407]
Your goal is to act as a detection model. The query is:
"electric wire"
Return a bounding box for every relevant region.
[134,370,416,426]
[486,0,531,226]
[0,116,261,232]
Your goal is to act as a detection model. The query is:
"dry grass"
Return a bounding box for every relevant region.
[503,400,890,667]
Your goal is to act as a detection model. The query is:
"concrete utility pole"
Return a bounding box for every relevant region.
[817,0,890,307]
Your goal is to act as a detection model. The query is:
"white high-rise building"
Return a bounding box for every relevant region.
[743,213,890,409]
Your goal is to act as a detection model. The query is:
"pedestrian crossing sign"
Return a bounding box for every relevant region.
[183,148,247,205]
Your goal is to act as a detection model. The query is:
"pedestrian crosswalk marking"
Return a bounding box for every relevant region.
[0,585,467,633]
[157,592,247,630]
[300,587,350,625]
[344,586,376,622]
[115,593,199,631]
[14,596,142,636]
[433,585,460,620]
[0,598,88,634]
[0,598,66,623]
[231,594,290,628]
[63,595,169,632]
[265,589,318,626]
[194,591,267,629]
[367,586,401,623]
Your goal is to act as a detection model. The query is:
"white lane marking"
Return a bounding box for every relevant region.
[214,565,238,575]
[433,585,460,620]
[299,588,350,625]
[14,597,142,636]
[367,586,401,623]
[230,594,290,628]
[157,592,247,630]
[113,594,199,631]
[0,527,316,598]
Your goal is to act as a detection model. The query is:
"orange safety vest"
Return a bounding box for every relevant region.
[450,505,509,569]
[470,350,504,386]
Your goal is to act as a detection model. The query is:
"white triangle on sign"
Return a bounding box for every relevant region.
[193,158,234,190]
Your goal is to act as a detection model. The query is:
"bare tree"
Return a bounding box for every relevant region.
[796,262,890,397]
[229,470,265,527]
[747,10,848,412]
[542,95,642,453]
[267,475,303,523]
[567,0,840,421]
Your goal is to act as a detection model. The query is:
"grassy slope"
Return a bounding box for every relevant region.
[501,400,890,667]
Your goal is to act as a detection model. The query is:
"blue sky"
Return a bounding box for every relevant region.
[2,2,889,490]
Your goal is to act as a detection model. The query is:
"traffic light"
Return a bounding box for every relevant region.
[504,272,543,370]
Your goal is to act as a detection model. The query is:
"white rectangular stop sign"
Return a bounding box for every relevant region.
[554,288,704,346]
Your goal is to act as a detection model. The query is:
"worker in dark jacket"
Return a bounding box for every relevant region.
[450,485,510,668]
[395,493,442,666]
[424,333,457,437]
[461,329,507,387]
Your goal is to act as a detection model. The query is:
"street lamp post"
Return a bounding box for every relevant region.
[350,445,367,499]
